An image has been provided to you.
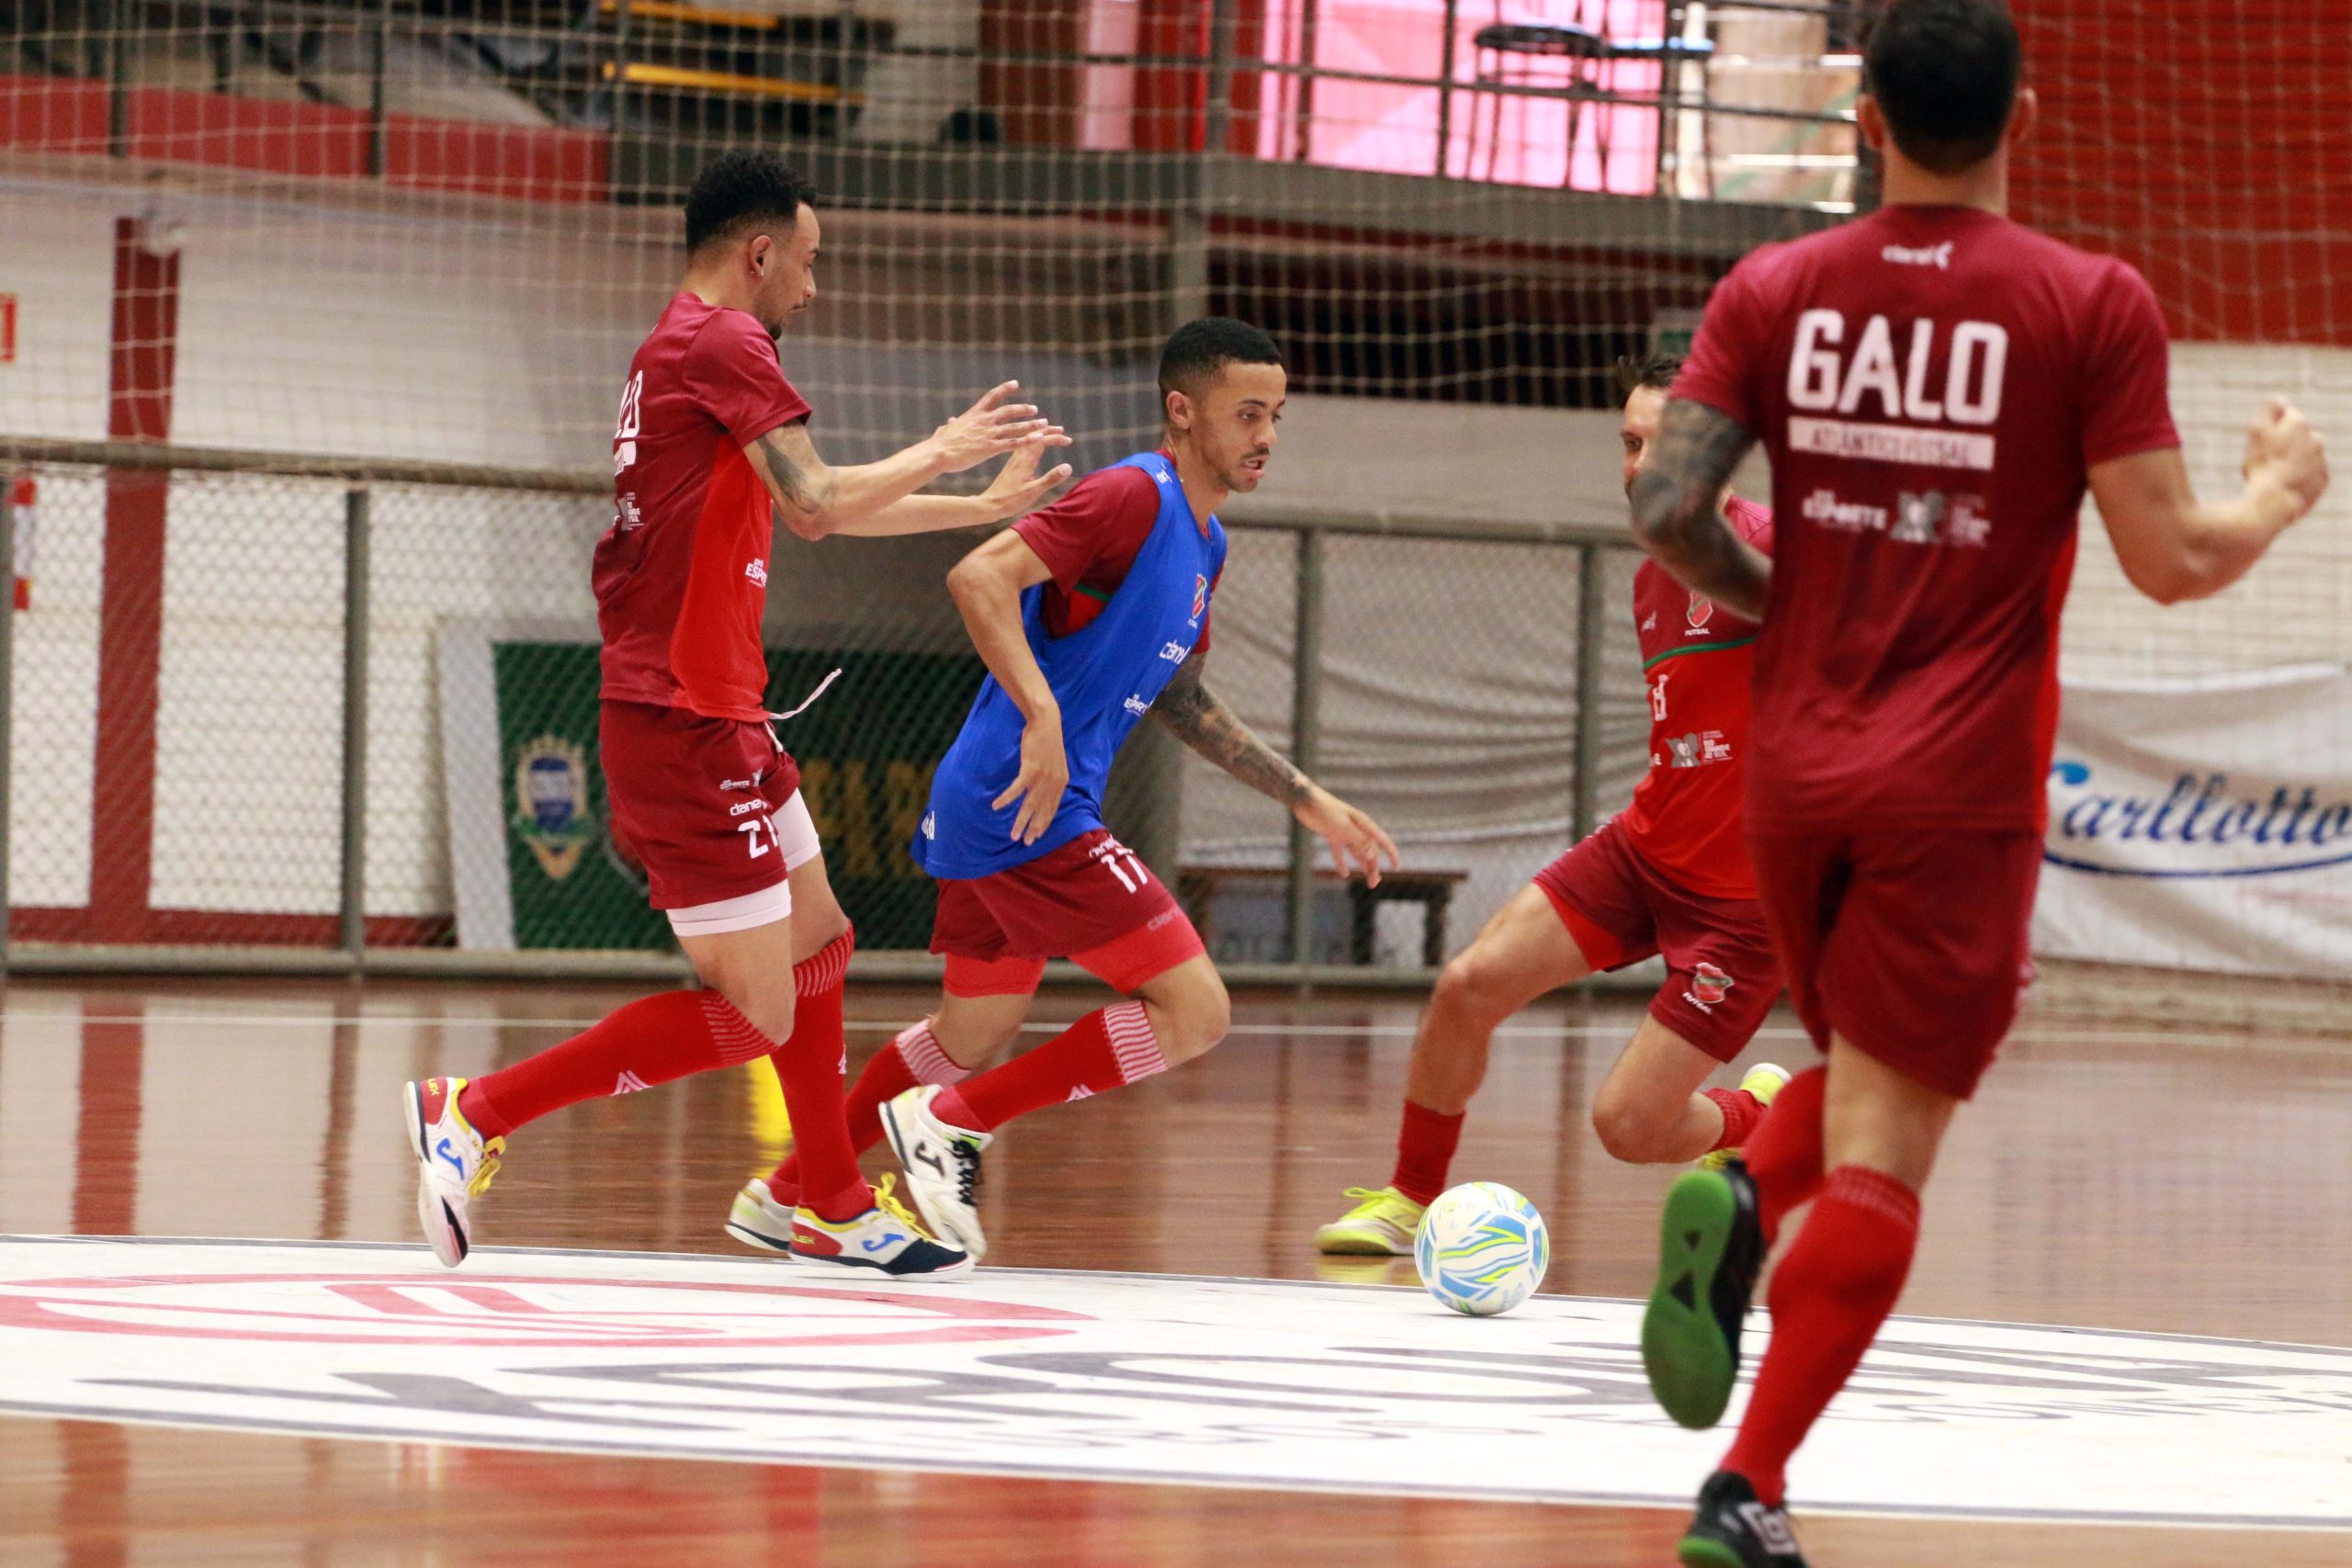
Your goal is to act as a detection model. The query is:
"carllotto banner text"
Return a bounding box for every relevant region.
[2034,666,2352,978]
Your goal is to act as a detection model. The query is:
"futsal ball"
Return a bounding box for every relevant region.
[1414,1181,1550,1317]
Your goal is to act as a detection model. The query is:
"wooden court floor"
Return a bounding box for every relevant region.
[2,976,2348,1566]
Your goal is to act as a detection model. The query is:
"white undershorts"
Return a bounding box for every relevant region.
[666,791,822,938]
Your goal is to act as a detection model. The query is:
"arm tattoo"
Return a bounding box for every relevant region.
[752,425,831,519]
[1152,655,1311,807]
[1628,399,1770,619]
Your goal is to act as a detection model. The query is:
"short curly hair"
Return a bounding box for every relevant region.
[1159,317,1283,404]
[684,151,819,254]
[1614,349,1683,396]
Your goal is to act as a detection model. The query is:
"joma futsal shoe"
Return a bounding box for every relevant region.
[880,1085,991,1260]
[788,1175,973,1280]
[723,1177,798,1257]
[1677,1471,1808,1568]
[401,1077,504,1269]
[1642,1159,1765,1429]
[1315,1186,1429,1256]
[1699,1062,1792,1172]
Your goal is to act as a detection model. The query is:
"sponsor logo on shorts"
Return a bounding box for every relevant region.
[1147,908,1181,932]
[922,811,937,841]
[616,493,641,532]
[511,734,596,881]
[1124,694,1151,716]
[1161,641,1190,663]
[1684,962,1735,1013]
[745,558,769,587]
[729,799,759,817]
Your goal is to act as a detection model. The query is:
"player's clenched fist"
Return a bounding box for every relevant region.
[2243,398,2330,520]
[931,381,1067,474]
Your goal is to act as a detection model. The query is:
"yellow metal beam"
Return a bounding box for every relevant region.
[601,0,781,32]
[602,62,856,104]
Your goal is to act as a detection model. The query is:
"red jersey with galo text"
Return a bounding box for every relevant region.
[1622,497,1773,900]
[1675,207,2179,833]
[594,292,812,722]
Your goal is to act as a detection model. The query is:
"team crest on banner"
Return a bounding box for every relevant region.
[511,735,596,880]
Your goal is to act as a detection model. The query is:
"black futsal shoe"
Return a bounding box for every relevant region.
[1677,1471,1808,1568]
[1641,1158,1765,1429]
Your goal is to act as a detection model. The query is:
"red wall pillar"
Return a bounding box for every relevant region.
[87,218,179,942]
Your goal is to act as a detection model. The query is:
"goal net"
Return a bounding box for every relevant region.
[0,2,2343,1007]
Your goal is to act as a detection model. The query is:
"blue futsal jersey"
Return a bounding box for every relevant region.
[915,450,1227,880]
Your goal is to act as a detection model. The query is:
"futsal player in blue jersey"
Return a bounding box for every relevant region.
[721,319,1397,1263]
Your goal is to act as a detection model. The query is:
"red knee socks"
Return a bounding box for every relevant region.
[1390,1100,1466,1206]
[1701,1087,1769,1155]
[932,1001,1168,1134]
[767,1019,970,1205]
[1743,1065,1827,1246]
[460,989,774,1141]
[1721,1163,1921,1506]
[761,930,869,1222]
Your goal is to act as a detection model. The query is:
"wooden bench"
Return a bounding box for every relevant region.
[1176,865,1470,968]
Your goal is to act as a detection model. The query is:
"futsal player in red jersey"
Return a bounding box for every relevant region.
[401,152,1075,1281]
[1317,352,1790,1258]
[1627,5,2329,1562]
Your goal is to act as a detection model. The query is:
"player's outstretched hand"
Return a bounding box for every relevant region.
[981,435,1077,524]
[1295,786,1401,888]
[933,382,1061,474]
[994,713,1070,845]
[2244,398,2330,523]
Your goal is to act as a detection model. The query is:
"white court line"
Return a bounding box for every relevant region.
[0,1008,2336,1053]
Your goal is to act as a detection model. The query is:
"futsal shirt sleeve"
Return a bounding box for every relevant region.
[1013,465,1165,639]
[683,310,813,439]
[2078,262,2182,467]
[1673,254,1772,432]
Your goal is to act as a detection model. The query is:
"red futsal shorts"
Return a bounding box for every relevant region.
[1533,817,1783,1064]
[931,829,1206,998]
[599,699,805,910]
[1747,829,2041,1101]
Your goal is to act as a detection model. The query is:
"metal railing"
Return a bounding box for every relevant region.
[31,0,1865,213]
[0,437,1645,990]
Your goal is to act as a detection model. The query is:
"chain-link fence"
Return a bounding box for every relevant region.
[0,438,1645,983]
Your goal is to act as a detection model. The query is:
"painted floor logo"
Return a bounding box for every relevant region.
[2,1236,2348,1530]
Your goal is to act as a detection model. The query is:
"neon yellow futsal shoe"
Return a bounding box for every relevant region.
[1698,1062,1792,1173]
[1316,1186,1429,1256]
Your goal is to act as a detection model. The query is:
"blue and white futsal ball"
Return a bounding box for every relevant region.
[1414,1181,1550,1317]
